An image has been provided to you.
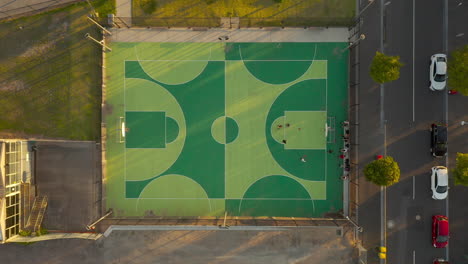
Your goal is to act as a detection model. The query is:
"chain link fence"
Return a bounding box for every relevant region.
[347,14,362,244]
[98,216,352,233]
[239,17,354,28]
[101,16,354,28]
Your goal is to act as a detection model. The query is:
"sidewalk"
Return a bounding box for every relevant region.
[7,232,102,242]
[115,0,131,25]
[108,27,349,43]
[353,1,384,264]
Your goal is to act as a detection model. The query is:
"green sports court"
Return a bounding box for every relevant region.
[104,41,348,218]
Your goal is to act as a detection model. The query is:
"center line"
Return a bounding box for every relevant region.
[412,0,415,122]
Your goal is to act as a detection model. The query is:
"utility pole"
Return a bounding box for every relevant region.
[358,0,376,17]
[87,16,112,35]
[85,33,112,51]
[342,34,366,52]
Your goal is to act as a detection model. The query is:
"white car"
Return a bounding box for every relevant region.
[431,166,448,200]
[429,54,447,91]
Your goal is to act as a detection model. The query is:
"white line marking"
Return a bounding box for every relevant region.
[225,60,227,199]
[325,64,328,185]
[412,175,415,200]
[284,110,327,112]
[127,198,326,200]
[413,250,415,264]
[412,0,415,122]
[384,122,387,156]
[129,59,326,62]
[125,110,165,112]
[443,2,450,260]
[124,60,127,196]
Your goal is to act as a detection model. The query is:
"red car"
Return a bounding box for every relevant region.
[432,215,449,248]
[433,258,449,264]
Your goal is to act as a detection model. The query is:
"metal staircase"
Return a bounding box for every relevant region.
[25,196,48,233]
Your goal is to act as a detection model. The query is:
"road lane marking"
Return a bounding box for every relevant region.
[381,186,385,264]
[443,0,449,261]
[380,1,387,263]
[412,175,415,200]
[384,122,387,156]
[413,250,415,264]
[412,0,415,122]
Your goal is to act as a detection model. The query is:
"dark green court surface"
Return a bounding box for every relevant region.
[125,111,166,148]
[105,42,348,218]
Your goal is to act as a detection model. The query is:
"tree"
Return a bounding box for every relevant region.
[369,51,404,84]
[364,156,400,186]
[453,153,468,186]
[448,45,468,96]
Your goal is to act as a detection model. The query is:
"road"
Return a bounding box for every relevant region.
[357,0,467,263]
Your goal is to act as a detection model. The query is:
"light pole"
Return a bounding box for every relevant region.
[358,0,376,17]
[345,215,363,232]
[85,33,112,51]
[342,34,366,52]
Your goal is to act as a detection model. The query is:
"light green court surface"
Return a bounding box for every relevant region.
[104,42,348,218]
[283,111,327,150]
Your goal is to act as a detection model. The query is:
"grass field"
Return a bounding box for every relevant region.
[0,0,114,140]
[105,41,348,218]
[132,0,355,27]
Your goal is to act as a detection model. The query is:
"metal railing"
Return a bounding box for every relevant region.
[347,13,363,244]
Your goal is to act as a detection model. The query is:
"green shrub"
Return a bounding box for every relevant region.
[370,51,404,84]
[448,45,468,96]
[364,156,400,186]
[93,0,117,16]
[453,153,468,186]
[19,230,32,236]
[139,0,158,14]
[36,227,49,236]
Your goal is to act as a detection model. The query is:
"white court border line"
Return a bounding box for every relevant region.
[124,60,127,197]
[121,57,334,205]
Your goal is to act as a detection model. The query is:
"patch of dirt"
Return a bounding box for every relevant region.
[144,210,156,217]
[19,42,56,59]
[102,103,113,117]
[0,130,65,140]
[0,80,27,92]
[20,20,69,59]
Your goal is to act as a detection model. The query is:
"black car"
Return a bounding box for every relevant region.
[430,124,447,157]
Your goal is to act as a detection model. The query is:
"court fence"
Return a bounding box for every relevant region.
[100,16,355,29]
[347,15,362,242]
[97,216,355,233]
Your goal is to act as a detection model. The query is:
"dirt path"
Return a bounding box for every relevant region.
[0,226,357,264]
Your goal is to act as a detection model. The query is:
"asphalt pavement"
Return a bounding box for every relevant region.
[356,0,385,263]
[447,2,468,264]
[356,0,467,263]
